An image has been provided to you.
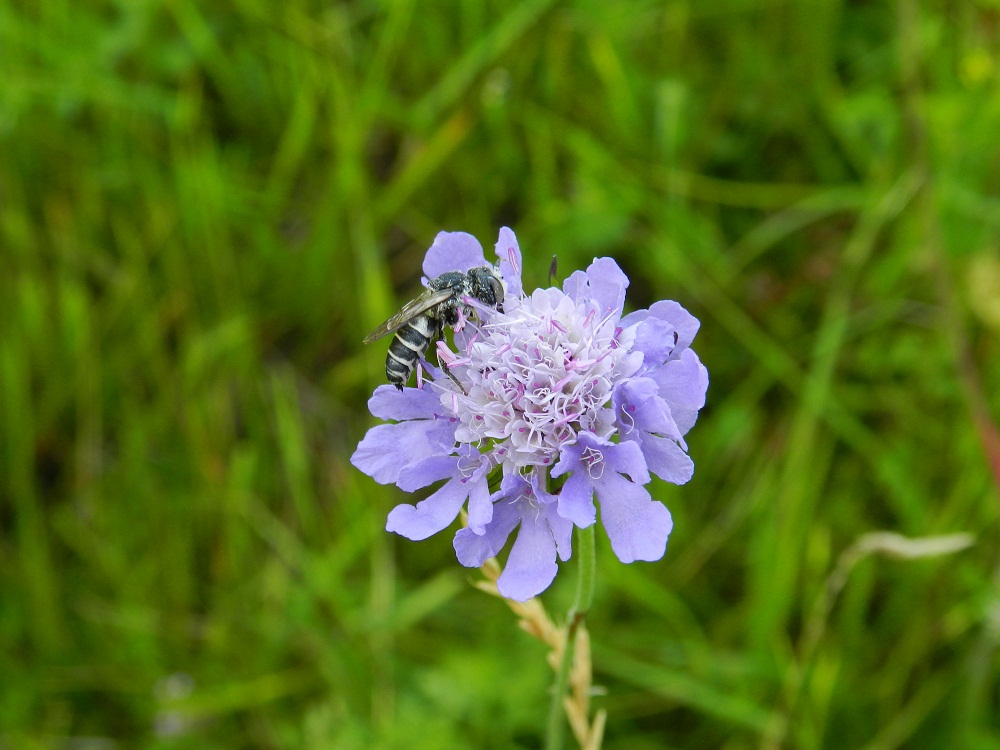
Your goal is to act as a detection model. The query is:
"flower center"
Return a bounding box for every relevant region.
[445,290,629,470]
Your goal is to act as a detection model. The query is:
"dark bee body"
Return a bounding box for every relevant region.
[364,267,505,389]
[384,308,439,386]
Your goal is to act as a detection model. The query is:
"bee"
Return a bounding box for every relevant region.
[363,266,505,389]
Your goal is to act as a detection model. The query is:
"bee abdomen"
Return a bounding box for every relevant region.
[386,316,437,388]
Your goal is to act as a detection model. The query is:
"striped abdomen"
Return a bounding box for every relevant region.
[386,314,439,389]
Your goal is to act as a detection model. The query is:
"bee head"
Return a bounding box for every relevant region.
[467,266,505,312]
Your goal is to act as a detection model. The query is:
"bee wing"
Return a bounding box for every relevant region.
[362,288,453,343]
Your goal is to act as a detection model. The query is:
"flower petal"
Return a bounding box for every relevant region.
[648,300,700,356]
[351,419,454,485]
[386,475,469,541]
[629,316,678,373]
[396,454,460,492]
[423,231,486,278]
[466,475,494,534]
[497,512,559,601]
[639,434,695,485]
[613,377,682,443]
[561,257,630,321]
[531,471,576,560]
[545,505,575,561]
[532,473,574,560]
[368,384,446,421]
[594,473,673,563]
[562,269,589,303]
[453,498,522,567]
[601,436,651,486]
[583,257,629,320]
[494,227,523,299]
[550,437,582,478]
[651,348,708,436]
[555,470,596,528]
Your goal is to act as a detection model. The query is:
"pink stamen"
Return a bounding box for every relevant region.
[436,340,457,364]
[507,247,520,274]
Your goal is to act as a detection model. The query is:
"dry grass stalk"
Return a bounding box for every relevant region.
[475,557,605,749]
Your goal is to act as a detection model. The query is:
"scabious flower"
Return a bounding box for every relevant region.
[352,228,708,600]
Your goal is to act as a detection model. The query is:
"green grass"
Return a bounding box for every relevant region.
[2,0,1000,748]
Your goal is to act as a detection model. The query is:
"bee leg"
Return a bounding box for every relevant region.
[444,366,469,396]
[432,334,469,396]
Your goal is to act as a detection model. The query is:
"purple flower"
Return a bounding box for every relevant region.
[351,228,708,600]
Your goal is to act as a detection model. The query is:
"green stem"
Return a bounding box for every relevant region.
[545,524,597,750]
[570,523,597,621]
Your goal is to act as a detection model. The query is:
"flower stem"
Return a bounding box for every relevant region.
[570,523,597,622]
[545,523,597,750]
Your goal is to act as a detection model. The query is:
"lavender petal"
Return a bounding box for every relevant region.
[396,454,460,492]
[595,473,673,563]
[494,227,523,299]
[386,475,469,541]
[613,377,682,443]
[554,470,597,528]
[583,257,629,320]
[453,498,521,567]
[560,268,587,301]
[639,433,695,485]
[368,384,447,421]
[601,436,651,486]
[497,513,559,601]
[533,474,574,560]
[629,316,678,373]
[651,348,709,436]
[647,300,700,356]
[422,231,486,278]
[466,475,494,534]
[351,420,454,485]
[545,505,575,561]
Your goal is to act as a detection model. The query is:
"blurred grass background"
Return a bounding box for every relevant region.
[2,0,1000,748]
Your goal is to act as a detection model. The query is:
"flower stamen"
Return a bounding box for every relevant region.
[582,447,605,480]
